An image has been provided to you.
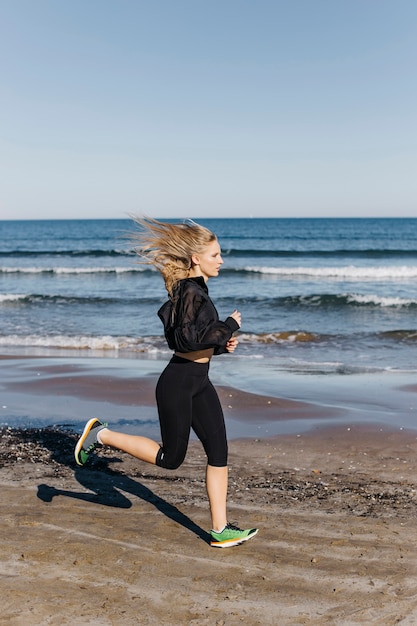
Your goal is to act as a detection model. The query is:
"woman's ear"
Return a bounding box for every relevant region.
[191,254,200,267]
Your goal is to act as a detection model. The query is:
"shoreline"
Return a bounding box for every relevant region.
[1,353,416,440]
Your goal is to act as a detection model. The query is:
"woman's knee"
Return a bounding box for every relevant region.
[203,435,228,467]
[155,447,186,470]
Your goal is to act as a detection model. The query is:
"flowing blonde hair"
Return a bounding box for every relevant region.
[130,215,217,296]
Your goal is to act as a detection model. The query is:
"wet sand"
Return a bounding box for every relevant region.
[1,356,417,624]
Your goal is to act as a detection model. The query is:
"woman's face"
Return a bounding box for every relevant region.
[192,239,224,281]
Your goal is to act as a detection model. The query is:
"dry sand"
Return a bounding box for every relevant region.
[1,358,417,625]
[1,425,417,625]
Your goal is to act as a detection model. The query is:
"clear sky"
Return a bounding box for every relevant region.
[1,0,416,220]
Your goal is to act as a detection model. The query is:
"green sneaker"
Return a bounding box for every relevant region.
[74,418,107,466]
[210,523,259,548]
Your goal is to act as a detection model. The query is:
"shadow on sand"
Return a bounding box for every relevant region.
[8,426,210,545]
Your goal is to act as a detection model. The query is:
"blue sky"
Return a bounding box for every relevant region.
[1,0,416,220]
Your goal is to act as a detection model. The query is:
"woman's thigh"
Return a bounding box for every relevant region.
[191,379,228,467]
[155,361,195,468]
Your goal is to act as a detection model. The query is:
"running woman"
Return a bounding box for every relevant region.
[75,216,258,548]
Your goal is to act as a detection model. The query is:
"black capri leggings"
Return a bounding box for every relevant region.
[155,355,228,470]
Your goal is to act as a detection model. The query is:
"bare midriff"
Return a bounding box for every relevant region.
[174,348,214,363]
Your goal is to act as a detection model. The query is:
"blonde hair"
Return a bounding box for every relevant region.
[130,216,217,296]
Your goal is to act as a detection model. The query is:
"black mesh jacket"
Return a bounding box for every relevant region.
[157,276,240,354]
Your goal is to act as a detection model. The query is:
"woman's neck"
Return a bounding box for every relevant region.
[188,268,208,282]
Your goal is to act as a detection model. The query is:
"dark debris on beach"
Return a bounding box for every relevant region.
[242,472,417,518]
[1,426,416,519]
[0,426,112,473]
[0,426,78,467]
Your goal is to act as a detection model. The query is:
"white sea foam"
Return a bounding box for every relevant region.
[0,266,143,275]
[0,334,166,352]
[346,294,417,307]
[245,265,417,279]
[0,294,27,302]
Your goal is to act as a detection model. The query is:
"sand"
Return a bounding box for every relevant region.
[1,357,417,625]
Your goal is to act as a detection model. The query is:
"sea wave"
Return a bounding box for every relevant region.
[288,293,417,308]
[0,249,132,257]
[239,331,319,343]
[242,265,417,279]
[1,291,416,309]
[2,263,417,280]
[3,247,417,259]
[379,330,417,342]
[1,328,415,353]
[0,266,146,275]
[0,331,324,353]
[0,294,27,303]
[0,334,168,352]
[222,248,417,259]
[0,293,163,305]
[194,292,417,309]
[239,329,417,344]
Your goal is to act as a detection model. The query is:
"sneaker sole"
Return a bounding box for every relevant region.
[74,418,100,466]
[210,528,259,548]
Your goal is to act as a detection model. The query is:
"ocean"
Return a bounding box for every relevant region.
[1,217,417,434]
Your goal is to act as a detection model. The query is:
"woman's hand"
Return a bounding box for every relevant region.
[229,309,241,327]
[226,336,239,353]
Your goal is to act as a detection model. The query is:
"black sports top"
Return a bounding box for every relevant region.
[157,276,240,354]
